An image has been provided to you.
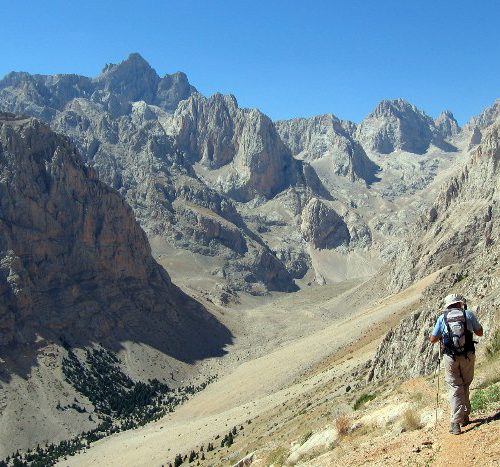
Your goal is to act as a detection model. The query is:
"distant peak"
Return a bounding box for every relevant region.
[367,98,432,122]
[435,110,458,125]
[127,52,148,63]
[100,53,156,76]
[374,98,413,113]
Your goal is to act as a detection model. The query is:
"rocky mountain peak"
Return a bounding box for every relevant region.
[465,99,500,131]
[100,52,155,75]
[0,53,197,119]
[96,53,160,104]
[370,98,418,118]
[275,114,379,183]
[434,110,460,139]
[357,98,446,154]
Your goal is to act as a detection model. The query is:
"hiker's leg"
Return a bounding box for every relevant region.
[444,354,465,424]
[460,354,475,417]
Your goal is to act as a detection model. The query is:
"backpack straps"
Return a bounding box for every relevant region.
[443,310,458,359]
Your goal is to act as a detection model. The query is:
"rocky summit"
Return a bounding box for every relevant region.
[0,54,467,301]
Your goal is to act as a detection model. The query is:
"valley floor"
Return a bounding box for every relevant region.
[60,270,446,466]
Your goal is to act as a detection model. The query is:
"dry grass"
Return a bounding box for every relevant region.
[401,408,422,431]
[265,446,289,466]
[335,415,352,437]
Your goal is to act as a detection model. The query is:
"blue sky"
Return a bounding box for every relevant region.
[1,0,498,125]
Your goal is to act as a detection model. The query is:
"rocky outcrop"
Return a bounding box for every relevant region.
[0,53,197,120]
[301,199,350,249]
[465,99,500,131]
[368,122,500,381]
[464,99,500,148]
[0,113,230,353]
[434,110,460,139]
[275,114,380,183]
[167,93,302,201]
[357,99,451,154]
[300,198,371,250]
[468,126,482,149]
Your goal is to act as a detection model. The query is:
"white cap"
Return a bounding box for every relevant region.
[443,293,465,309]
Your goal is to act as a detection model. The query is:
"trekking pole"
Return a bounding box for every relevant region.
[435,345,442,428]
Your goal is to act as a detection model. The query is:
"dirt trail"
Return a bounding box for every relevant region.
[331,416,499,466]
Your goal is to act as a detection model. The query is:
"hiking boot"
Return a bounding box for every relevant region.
[449,422,461,435]
[461,415,470,426]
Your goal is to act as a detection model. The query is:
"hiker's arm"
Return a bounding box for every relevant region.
[468,310,483,336]
[430,316,442,344]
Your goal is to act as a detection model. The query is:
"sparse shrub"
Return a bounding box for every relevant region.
[265,447,288,467]
[401,409,421,431]
[471,384,500,413]
[299,430,313,445]
[486,329,500,360]
[353,393,376,410]
[335,415,351,437]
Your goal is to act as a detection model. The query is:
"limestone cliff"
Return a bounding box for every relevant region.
[0,113,230,354]
[357,99,453,154]
[168,93,302,201]
[368,122,500,381]
[275,114,380,183]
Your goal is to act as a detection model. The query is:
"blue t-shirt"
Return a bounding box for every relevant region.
[432,309,482,337]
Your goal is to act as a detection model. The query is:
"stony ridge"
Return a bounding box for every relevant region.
[0,113,230,355]
[357,98,455,154]
[275,114,380,183]
[368,121,500,381]
[0,53,196,120]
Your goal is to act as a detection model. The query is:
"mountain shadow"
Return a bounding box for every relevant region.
[0,113,232,382]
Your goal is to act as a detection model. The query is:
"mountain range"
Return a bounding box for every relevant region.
[0,53,498,461]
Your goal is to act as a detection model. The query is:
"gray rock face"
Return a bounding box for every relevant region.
[0,113,230,353]
[300,198,371,250]
[0,59,297,296]
[434,110,461,139]
[468,126,482,148]
[275,114,380,183]
[301,198,350,249]
[168,93,302,201]
[465,99,500,131]
[0,53,197,120]
[357,99,447,154]
[368,122,500,382]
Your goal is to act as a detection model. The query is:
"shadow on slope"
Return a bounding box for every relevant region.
[0,277,233,383]
[0,113,232,383]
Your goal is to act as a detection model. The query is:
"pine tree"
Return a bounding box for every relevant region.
[174,453,183,467]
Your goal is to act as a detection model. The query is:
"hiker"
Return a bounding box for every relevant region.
[429,293,483,435]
